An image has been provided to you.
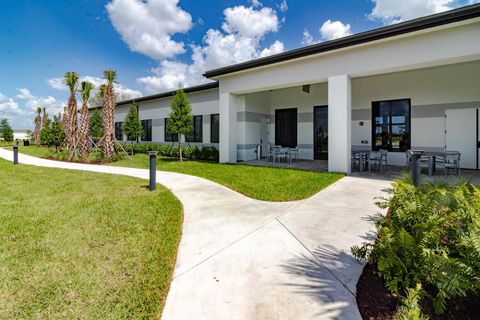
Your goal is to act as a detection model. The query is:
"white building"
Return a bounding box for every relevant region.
[109,4,480,174]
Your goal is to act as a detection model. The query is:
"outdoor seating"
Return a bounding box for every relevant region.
[368,149,388,172]
[435,151,461,175]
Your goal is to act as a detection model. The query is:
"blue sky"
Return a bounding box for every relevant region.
[0,0,477,129]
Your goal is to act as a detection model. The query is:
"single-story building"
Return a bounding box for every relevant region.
[107,4,480,174]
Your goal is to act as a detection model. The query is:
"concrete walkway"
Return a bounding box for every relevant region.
[0,149,391,320]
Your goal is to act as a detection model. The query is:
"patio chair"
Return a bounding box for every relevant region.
[352,152,367,171]
[369,149,388,172]
[436,151,461,175]
[405,151,412,168]
[266,146,274,162]
[273,147,288,163]
[288,147,299,162]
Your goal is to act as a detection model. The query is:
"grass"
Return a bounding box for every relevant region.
[14,145,344,201]
[0,157,183,319]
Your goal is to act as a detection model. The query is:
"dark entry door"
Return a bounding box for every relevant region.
[314,106,328,160]
[275,108,297,147]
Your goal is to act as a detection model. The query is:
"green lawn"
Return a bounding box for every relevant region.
[14,145,344,201]
[0,158,183,319]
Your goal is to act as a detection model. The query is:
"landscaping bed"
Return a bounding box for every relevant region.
[357,263,480,319]
[352,179,480,319]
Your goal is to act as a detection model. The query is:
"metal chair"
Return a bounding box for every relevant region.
[288,147,299,162]
[369,149,388,172]
[436,151,461,175]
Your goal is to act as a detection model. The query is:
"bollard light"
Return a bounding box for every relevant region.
[147,151,159,191]
[13,143,19,165]
[408,150,424,187]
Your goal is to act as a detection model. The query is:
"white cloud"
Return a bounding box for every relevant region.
[135,4,285,93]
[222,6,279,38]
[369,0,456,24]
[250,0,262,7]
[0,90,65,129]
[301,29,316,46]
[47,76,142,100]
[278,0,288,13]
[319,20,352,41]
[301,20,351,46]
[106,0,192,60]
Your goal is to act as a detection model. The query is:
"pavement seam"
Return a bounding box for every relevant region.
[275,217,357,298]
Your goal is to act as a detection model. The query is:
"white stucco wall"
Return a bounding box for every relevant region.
[113,88,220,145]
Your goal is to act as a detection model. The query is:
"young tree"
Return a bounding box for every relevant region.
[0,118,14,142]
[65,71,79,154]
[33,107,42,144]
[89,110,103,144]
[41,108,48,131]
[168,89,193,162]
[40,114,66,152]
[122,104,143,154]
[78,81,94,157]
[102,70,117,159]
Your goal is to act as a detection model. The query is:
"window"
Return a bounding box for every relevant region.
[186,115,203,142]
[275,108,297,148]
[141,119,152,142]
[114,122,123,141]
[211,114,219,143]
[372,99,411,152]
[164,118,178,142]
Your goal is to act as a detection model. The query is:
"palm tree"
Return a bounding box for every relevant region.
[33,107,42,144]
[78,81,94,157]
[41,107,48,131]
[65,71,79,155]
[102,70,117,159]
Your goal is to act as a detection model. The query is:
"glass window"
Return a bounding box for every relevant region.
[141,119,152,142]
[210,114,219,143]
[164,118,178,142]
[186,115,203,143]
[114,122,123,141]
[372,99,411,152]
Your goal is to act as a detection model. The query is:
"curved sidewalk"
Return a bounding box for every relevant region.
[0,149,391,319]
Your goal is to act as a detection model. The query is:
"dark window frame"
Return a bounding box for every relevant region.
[210,114,219,143]
[164,118,178,142]
[114,122,123,141]
[186,115,203,143]
[141,119,152,142]
[371,98,411,152]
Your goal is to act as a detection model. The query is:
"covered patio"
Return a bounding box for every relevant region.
[206,11,480,174]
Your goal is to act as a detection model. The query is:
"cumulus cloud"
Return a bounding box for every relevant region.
[222,6,279,38]
[135,4,285,93]
[47,76,142,101]
[0,90,65,129]
[301,20,352,45]
[106,0,192,60]
[369,0,458,24]
[319,20,352,40]
[250,0,262,7]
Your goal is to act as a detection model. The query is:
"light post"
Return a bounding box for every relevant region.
[408,150,424,187]
[147,151,159,191]
[13,142,18,165]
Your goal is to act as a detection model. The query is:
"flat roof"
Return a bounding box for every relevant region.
[90,81,218,110]
[204,4,480,78]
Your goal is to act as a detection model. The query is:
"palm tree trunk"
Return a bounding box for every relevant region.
[102,83,115,159]
[78,102,89,157]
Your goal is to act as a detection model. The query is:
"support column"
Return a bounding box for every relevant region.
[328,74,351,174]
[219,92,239,163]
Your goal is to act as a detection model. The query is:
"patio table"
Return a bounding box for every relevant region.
[410,147,460,176]
[352,148,371,172]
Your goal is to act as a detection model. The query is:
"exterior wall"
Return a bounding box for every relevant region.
[351,61,480,165]
[218,20,480,94]
[113,88,220,146]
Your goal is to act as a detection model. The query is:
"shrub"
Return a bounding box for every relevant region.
[118,143,219,161]
[352,180,480,314]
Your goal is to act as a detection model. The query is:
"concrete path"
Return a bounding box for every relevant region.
[0,149,391,320]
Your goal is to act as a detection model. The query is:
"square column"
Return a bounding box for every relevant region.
[219,92,242,163]
[328,74,351,173]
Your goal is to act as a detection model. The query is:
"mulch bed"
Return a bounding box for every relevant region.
[356,263,480,320]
